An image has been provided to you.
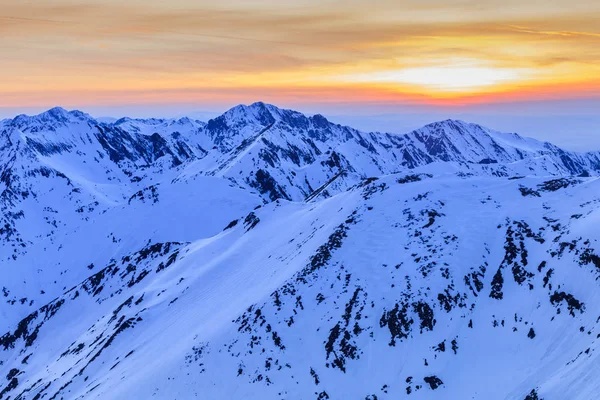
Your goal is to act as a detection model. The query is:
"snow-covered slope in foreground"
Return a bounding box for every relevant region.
[1,104,600,400]
[2,174,600,399]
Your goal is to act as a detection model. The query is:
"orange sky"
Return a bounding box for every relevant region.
[2,0,600,113]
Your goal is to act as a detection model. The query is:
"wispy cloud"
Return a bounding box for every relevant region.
[508,25,600,39]
[1,0,599,108]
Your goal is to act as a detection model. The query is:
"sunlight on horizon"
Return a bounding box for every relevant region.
[339,60,532,92]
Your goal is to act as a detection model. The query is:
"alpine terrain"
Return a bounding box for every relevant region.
[1,102,600,400]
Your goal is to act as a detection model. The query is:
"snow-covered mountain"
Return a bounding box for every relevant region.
[1,103,600,399]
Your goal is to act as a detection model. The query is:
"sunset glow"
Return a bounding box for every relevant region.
[340,60,532,92]
[1,0,600,113]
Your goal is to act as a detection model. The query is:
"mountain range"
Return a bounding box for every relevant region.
[1,102,599,399]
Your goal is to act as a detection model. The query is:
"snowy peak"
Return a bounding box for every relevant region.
[216,101,276,127]
[400,117,597,174]
[418,118,472,134]
[1,102,600,208]
[407,119,514,162]
[204,102,333,145]
[39,106,72,122]
[196,105,600,202]
[10,107,94,131]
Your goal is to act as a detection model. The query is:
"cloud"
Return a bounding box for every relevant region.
[1,0,600,108]
[508,25,600,39]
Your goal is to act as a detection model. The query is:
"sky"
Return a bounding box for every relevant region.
[1,0,599,149]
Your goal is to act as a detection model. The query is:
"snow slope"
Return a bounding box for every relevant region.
[1,103,600,400]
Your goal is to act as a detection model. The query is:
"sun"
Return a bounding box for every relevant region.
[340,59,532,93]
[385,66,526,91]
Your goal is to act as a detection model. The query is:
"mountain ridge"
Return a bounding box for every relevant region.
[2,102,597,162]
[0,102,588,149]
[1,101,598,218]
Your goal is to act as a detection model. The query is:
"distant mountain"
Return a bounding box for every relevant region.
[2,102,598,204]
[1,103,600,399]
